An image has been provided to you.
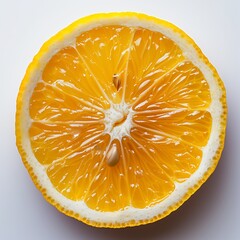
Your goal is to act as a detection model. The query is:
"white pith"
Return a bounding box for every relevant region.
[19,16,224,224]
[103,102,133,141]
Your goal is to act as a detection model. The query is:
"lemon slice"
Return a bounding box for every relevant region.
[16,12,227,228]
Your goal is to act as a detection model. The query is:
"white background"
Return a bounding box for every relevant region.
[0,0,239,239]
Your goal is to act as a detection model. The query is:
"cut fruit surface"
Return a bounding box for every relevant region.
[16,12,227,228]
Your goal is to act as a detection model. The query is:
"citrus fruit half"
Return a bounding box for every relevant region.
[16,12,227,228]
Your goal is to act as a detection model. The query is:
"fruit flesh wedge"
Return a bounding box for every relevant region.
[29,25,212,212]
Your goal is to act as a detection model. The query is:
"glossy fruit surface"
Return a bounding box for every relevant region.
[16,12,227,228]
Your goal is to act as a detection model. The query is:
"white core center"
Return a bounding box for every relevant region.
[104,102,133,140]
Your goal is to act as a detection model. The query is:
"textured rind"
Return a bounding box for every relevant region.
[15,12,227,228]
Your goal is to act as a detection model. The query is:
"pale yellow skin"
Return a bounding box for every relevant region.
[16,12,227,228]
